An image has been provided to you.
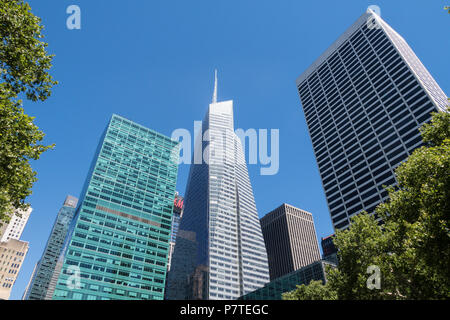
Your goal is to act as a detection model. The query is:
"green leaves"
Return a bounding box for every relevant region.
[0,0,56,226]
[420,105,450,147]
[376,121,450,299]
[0,0,57,101]
[0,86,54,225]
[284,108,450,300]
[282,280,337,300]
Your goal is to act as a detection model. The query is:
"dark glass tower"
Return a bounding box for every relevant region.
[296,9,447,230]
[23,195,78,300]
[51,114,179,300]
[167,193,183,271]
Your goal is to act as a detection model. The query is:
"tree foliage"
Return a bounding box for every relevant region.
[0,0,57,101]
[282,280,337,300]
[376,108,450,299]
[0,0,56,225]
[284,108,450,300]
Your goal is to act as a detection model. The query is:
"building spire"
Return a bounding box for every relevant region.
[212,69,218,103]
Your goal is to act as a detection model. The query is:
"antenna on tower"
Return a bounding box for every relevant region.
[212,69,218,103]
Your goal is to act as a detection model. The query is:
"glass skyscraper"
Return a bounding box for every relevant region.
[51,114,180,300]
[166,73,270,300]
[170,193,184,245]
[296,9,447,230]
[167,192,183,272]
[23,195,78,300]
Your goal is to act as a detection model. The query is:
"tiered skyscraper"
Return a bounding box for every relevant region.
[23,195,78,300]
[296,9,447,230]
[50,114,180,300]
[166,72,270,300]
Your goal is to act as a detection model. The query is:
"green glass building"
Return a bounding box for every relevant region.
[52,114,180,300]
[239,260,335,300]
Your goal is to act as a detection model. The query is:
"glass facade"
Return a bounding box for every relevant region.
[23,196,78,300]
[170,193,184,244]
[166,193,183,271]
[167,96,270,300]
[240,260,334,300]
[51,114,180,300]
[296,9,447,230]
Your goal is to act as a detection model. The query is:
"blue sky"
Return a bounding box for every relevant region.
[10,0,449,299]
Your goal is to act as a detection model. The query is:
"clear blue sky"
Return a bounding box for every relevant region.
[10,0,449,299]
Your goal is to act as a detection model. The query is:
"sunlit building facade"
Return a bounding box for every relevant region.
[51,114,180,300]
[0,239,29,300]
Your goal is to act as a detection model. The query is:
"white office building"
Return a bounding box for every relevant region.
[0,207,32,242]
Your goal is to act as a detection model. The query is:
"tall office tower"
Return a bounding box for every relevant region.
[22,263,36,300]
[260,204,321,281]
[0,207,32,242]
[23,195,78,300]
[164,193,184,299]
[0,239,29,300]
[51,114,180,300]
[44,252,64,300]
[167,72,270,300]
[167,192,184,272]
[296,9,447,230]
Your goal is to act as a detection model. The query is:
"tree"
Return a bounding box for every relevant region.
[284,107,450,300]
[0,0,56,226]
[326,213,397,299]
[376,107,450,299]
[282,280,337,300]
[0,0,57,101]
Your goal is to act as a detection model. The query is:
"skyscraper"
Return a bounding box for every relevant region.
[296,9,447,230]
[51,114,180,300]
[166,71,270,300]
[0,205,32,299]
[0,239,28,300]
[167,192,184,272]
[23,195,78,300]
[0,207,32,242]
[260,204,321,280]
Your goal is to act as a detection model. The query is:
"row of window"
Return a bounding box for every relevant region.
[297,22,437,229]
